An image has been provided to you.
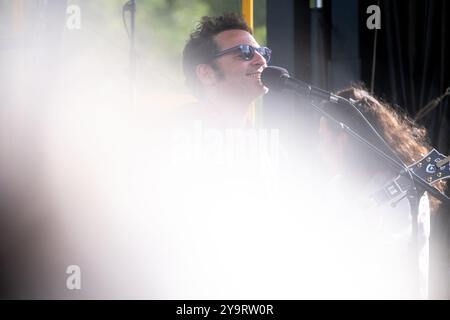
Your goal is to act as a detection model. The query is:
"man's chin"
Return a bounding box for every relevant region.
[255,79,269,94]
[255,84,269,97]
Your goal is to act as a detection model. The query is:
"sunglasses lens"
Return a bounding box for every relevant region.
[249,47,271,62]
[260,48,271,62]
[241,45,254,61]
[215,45,271,62]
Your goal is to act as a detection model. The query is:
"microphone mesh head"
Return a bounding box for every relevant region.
[261,66,290,91]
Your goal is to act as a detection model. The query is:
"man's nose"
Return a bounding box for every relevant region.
[251,50,267,66]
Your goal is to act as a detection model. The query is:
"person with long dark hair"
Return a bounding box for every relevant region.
[318,86,447,299]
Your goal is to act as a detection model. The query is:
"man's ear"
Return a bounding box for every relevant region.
[195,64,217,86]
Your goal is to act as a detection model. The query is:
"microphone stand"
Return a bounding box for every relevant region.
[306,94,449,298]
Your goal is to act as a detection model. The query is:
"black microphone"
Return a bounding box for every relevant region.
[261,66,339,103]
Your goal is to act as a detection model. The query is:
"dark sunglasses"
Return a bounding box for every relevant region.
[214,45,272,63]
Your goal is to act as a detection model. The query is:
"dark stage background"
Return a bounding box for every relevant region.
[266,0,450,299]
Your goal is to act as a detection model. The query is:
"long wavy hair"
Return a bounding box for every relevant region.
[327,85,447,209]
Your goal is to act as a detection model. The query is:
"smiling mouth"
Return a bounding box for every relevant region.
[247,73,261,79]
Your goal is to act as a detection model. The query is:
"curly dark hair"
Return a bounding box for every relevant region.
[336,86,430,165]
[328,85,447,209]
[182,13,252,97]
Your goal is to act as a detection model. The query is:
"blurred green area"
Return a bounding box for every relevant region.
[1,0,266,100]
[63,0,267,97]
[71,0,266,62]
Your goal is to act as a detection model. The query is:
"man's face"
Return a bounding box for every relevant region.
[211,29,268,102]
